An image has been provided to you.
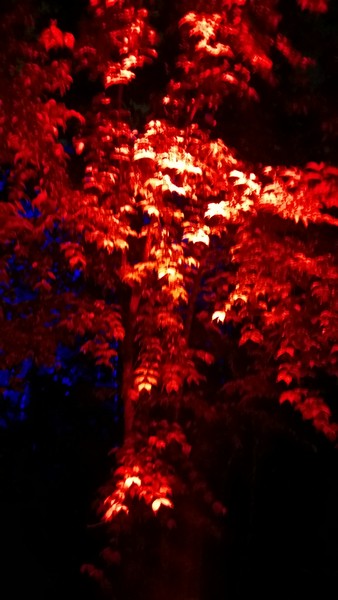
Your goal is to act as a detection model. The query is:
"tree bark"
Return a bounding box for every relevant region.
[184,261,204,344]
[121,290,140,440]
[122,358,134,439]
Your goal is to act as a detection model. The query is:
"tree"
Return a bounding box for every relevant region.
[0,0,337,595]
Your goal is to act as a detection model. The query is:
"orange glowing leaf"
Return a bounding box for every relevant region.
[277,371,293,386]
[212,310,226,323]
[239,329,263,346]
[195,350,214,365]
[151,498,173,513]
[205,202,230,220]
[138,382,152,392]
[124,476,141,488]
[297,0,328,12]
[280,389,303,406]
[165,379,180,394]
[275,346,295,359]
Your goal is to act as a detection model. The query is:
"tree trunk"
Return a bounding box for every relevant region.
[184,261,204,343]
[122,358,134,439]
[121,290,140,440]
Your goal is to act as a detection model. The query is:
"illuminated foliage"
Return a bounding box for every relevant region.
[0,0,337,559]
[164,0,328,121]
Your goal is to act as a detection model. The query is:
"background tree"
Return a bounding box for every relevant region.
[0,1,338,598]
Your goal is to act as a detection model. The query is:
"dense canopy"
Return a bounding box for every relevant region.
[0,1,338,598]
